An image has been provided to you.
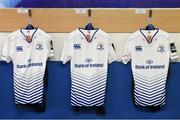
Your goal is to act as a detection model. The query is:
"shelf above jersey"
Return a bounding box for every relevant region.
[0,9,180,32]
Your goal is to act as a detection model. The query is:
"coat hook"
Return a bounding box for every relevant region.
[28,9,32,18]
[149,9,152,18]
[28,9,32,24]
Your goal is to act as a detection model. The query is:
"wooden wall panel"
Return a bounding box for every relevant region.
[0,9,180,32]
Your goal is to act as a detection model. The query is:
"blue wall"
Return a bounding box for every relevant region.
[0,61,180,119]
[0,0,178,8]
[15,0,180,8]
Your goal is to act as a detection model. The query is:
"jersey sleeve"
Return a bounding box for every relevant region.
[169,38,178,61]
[1,39,11,63]
[108,39,117,64]
[60,34,74,64]
[122,40,131,64]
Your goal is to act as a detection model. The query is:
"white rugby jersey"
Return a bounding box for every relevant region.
[61,28,117,106]
[1,28,53,104]
[122,29,178,106]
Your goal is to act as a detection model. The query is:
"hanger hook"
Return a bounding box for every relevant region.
[148,8,152,24]
[88,9,92,23]
[28,9,32,24]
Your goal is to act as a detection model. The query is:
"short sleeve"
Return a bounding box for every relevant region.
[169,38,178,61]
[122,40,131,64]
[108,40,117,64]
[47,36,54,61]
[60,34,74,64]
[1,39,11,63]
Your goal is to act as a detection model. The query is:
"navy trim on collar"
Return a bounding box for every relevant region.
[139,28,159,44]
[20,28,38,43]
[78,28,99,43]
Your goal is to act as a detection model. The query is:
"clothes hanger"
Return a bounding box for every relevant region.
[25,9,35,30]
[85,9,95,30]
[145,9,156,30]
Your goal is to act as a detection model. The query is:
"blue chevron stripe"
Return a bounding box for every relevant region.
[134,98,147,106]
[72,86,105,99]
[134,86,165,98]
[71,79,106,90]
[71,94,90,106]
[13,77,43,88]
[71,76,106,87]
[14,85,43,97]
[71,70,107,106]
[133,71,167,80]
[71,87,105,106]
[72,69,106,78]
[134,75,167,85]
[72,72,107,83]
[135,94,165,106]
[89,92,105,102]
[71,84,106,98]
[14,86,43,97]
[13,76,43,84]
[15,93,43,103]
[71,78,106,91]
[71,74,107,84]
[14,71,44,79]
[14,73,44,82]
[71,92,104,105]
[134,90,165,101]
[133,73,167,81]
[134,82,166,95]
[72,72,107,81]
[134,90,165,102]
[134,79,166,91]
[134,77,166,89]
[13,79,43,92]
[71,94,104,106]
[134,82,165,94]
[14,84,43,97]
[134,76,166,86]
[15,96,42,104]
[90,97,104,106]
[13,78,43,87]
[13,79,43,91]
[134,73,167,81]
[71,97,84,106]
[14,72,44,80]
[134,93,165,105]
[15,91,43,101]
[14,88,43,99]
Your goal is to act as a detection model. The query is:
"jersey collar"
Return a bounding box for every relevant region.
[139,28,159,44]
[78,28,99,43]
[20,28,38,43]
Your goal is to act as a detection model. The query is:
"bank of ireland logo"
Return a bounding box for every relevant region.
[16,46,23,52]
[135,46,142,52]
[146,59,153,64]
[97,42,104,50]
[85,58,92,63]
[157,45,165,53]
[74,44,81,49]
[36,43,43,50]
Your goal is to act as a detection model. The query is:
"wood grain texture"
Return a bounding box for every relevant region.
[0,9,179,32]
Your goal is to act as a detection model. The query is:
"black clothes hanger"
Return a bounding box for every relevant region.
[145,24,156,30]
[26,24,34,30]
[85,23,94,30]
[84,9,95,30]
[145,10,156,30]
[25,9,35,30]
